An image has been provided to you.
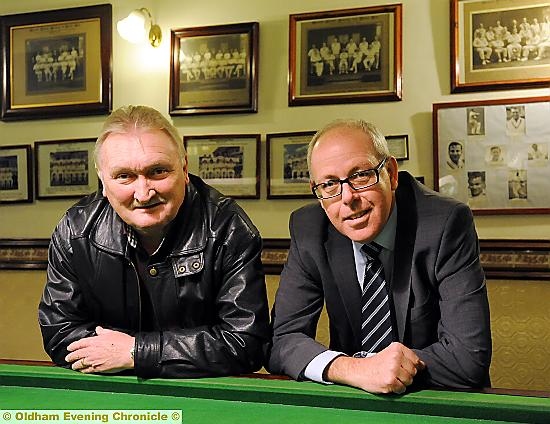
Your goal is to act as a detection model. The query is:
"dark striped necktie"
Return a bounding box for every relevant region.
[360,242,394,354]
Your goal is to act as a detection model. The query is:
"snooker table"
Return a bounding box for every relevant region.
[1,364,549,423]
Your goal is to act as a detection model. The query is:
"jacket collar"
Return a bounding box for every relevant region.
[89,177,208,257]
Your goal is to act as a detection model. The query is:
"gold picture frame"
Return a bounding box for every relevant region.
[1,4,112,120]
[288,4,402,106]
[451,0,550,93]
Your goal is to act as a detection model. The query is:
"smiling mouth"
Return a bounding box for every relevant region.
[134,202,162,210]
[345,210,369,221]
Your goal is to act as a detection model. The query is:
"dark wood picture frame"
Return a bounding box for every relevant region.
[288,4,402,106]
[266,131,316,199]
[34,138,98,200]
[386,134,409,161]
[170,22,259,116]
[451,0,550,93]
[0,4,112,121]
[433,95,550,215]
[0,144,32,203]
[184,134,260,198]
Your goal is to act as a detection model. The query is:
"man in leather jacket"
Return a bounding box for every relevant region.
[38,105,269,378]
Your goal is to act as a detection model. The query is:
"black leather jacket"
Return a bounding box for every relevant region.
[39,175,269,378]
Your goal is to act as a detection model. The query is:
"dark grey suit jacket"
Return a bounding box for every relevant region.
[268,171,492,389]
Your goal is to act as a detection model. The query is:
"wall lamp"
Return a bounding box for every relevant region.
[117,8,162,47]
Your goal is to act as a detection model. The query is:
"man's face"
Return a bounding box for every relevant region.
[511,108,520,119]
[310,127,398,243]
[491,147,501,160]
[449,144,462,164]
[98,129,188,238]
[469,177,485,197]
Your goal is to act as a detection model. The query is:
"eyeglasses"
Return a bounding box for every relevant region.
[311,157,387,200]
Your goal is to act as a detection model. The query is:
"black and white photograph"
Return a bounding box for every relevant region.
[505,105,526,135]
[184,134,260,198]
[0,145,32,203]
[452,0,550,92]
[34,138,97,199]
[508,169,528,199]
[26,36,85,94]
[527,142,549,162]
[170,22,258,115]
[267,131,316,199]
[289,5,402,106]
[198,146,243,180]
[467,107,485,135]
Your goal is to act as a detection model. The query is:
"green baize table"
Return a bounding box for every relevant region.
[1,364,549,423]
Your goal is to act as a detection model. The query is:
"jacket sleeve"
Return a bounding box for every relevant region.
[38,217,97,366]
[267,210,328,379]
[414,203,492,388]
[135,210,270,378]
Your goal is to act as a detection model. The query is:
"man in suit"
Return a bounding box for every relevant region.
[268,119,491,394]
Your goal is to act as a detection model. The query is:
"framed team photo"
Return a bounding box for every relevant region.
[170,22,259,116]
[184,134,260,198]
[288,4,402,106]
[0,4,112,121]
[433,95,550,215]
[34,138,98,200]
[451,0,550,93]
[0,145,32,204]
[266,131,316,199]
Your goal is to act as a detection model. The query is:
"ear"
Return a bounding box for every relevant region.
[183,155,190,184]
[386,156,399,191]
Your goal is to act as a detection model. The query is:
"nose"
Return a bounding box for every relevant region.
[340,181,357,204]
[133,176,154,203]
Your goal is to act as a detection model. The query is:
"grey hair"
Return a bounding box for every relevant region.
[94,105,185,170]
[307,119,390,173]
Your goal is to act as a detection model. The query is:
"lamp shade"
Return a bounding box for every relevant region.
[117,9,148,44]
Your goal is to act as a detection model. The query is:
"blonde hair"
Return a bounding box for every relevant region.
[94,105,185,169]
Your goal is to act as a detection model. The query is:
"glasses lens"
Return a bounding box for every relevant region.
[349,169,376,189]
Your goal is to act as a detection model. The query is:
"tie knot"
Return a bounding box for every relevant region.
[362,242,382,261]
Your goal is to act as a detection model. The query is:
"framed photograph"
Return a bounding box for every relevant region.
[184,134,260,198]
[0,4,112,121]
[266,131,316,199]
[386,134,409,161]
[433,95,550,215]
[34,138,98,200]
[288,4,402,106]
[0,145,32,203]
[451,0,550,93]
[170,22,259,116]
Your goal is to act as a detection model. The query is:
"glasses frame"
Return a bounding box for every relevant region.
[311,157,388,199]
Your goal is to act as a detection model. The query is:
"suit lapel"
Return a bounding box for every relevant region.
[325,226,362,343]
[392,173,417,341]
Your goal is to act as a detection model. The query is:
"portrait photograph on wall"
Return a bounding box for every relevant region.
[170,22,259,115]
[288,4,402,106]
[433,96,550,215]
[184,134,260,198]
[0,145,32,203]
[34,138,98,200]
[0,4,112,120]
[451,0,550,93]
[266,131,316,199]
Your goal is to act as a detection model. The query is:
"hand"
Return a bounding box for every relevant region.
[65,326,135,374]
[325,342,425,394]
